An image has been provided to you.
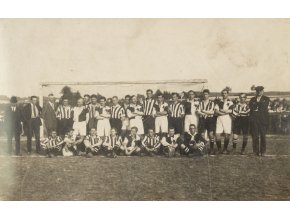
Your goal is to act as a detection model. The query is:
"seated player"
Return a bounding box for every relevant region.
[103,128,123,158]
[84,128,103,158]
[122,126,142,156]
[181,124,207,156]
[161,127,183,157]
[40,130,64,157]
[141,129,161,156]
[63,129,85,156]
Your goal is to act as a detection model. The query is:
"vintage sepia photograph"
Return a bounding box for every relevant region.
[0,18,290,201]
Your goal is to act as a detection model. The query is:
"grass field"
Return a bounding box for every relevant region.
[0,135,290,200]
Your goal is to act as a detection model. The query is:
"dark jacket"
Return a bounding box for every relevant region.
[4,105,22,133]
[41,101,57,129]
[249,95,270,125]
[23,103,42,126]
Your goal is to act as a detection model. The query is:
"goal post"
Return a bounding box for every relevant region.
[39,79,208,137]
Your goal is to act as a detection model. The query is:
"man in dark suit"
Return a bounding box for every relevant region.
[4,96,22,155]
[41,93,57,136]
[249,86,270,156]
[23,96,42,154]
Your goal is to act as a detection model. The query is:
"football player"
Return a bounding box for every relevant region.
[127,95,144,135]
[103,128,123,157]
[183,90,199,133]
[96,97,111,137]
[196,89,215,154]
[141,128,161,156]
[86,94,99,134]
[143,89,156,133]
[121,95,131,136]
[161,127,182,157]
[56,98,73,137]
[181,124,207,156]
[168,93,185,135]
[153,94,169,137]
[63,129,85,156]
[40,130,64,157]
[84,128,103,158]
[122,127,142,156]
[110,96,125,134]
[214,88,234,154]
[72,98,89,138]
[232,93,250,154]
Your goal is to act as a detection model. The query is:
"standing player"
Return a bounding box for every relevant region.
[96,97,111,137]
[83,94,91,109]
[103,128,123,157]
[72,98,88,139]
[249,86,270,156]
[214,88,234,154]
[141,129,161,156]
[121,95,131,136]
[110,96,125,134]
[87,94,99,133]
[40,130,64,157]
[168,93,185,135]
[183,90,199,133]
[161,127,182,157]
[153,94,169,137]
[196,89,215,154]
[181,124,207,156]
[56,98,73,137]
[127,95,144,135]
[232,93,250,154]
[143,89,156,133]
[122,127,142,156]
[83,128,103,157]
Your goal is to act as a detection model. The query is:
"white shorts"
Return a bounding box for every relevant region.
[121,117,130,130]
[130,117,144,135]
[184,114,199,132]
[155,116,168,133]
[97,119,111,137]
[73,121,87,136]
[216,115,232,134]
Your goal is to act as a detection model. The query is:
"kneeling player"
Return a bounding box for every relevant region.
[161,127,182,157]
[181,124,207,156]
[103,128,123,158]
[63,129,85,156]
[40,130,64,157]
[232,93,250,155]
[122,127,142,156]
[141,129,161,156]
[84,128,103,158]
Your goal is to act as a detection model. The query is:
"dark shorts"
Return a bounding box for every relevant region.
[169,117,184,134]
[233,117,249,135]
[110,118,123,134]
[198,117,215,133]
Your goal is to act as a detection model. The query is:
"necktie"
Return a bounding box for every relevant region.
[33,105,37,117]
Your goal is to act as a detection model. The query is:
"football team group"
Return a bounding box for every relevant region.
[4,85,270,158]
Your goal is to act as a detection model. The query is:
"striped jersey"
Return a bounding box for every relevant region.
[88,104,99,119]
[232,102,250,117]
[41,136,63,151]
[85,135,102,146]
[111,104,125,119]
[169,102,184,118]
[197,100,215,118]
[56,105,72,119]
[143,98,156,116]
[104,135,123,147]
[142,135,160,148]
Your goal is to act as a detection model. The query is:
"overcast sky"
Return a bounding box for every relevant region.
[0,19,289,97]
